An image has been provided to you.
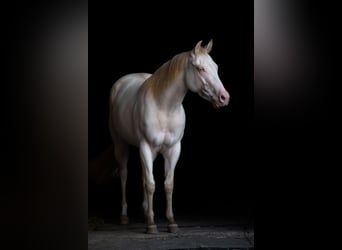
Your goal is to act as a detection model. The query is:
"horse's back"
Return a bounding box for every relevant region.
[109,73,151,146]
[110,73,151,103]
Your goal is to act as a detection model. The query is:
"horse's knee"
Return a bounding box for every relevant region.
[164,182,174,193]
[145,181,155,194]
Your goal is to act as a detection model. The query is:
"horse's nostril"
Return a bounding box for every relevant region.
[220,94,226,103]
[218,91,229,105]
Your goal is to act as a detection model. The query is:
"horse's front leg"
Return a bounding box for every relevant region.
[162,142,181,233]
[139,141,158,234]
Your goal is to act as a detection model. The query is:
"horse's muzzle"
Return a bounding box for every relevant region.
[214,89,229,108]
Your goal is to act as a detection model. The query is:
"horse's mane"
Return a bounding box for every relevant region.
[144,52,190,95]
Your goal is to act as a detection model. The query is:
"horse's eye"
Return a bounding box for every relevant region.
[197,66,205,72]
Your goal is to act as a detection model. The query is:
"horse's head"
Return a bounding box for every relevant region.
[185,40,229,109]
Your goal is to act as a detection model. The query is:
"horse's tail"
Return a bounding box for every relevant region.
[108,81,121,142]
[88,144,119,184]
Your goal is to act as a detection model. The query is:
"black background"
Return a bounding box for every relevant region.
[89,1,254,222]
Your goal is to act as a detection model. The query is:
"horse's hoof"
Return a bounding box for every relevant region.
[120,215,129,225]
[168,223,179,233]
[146,224,158,234]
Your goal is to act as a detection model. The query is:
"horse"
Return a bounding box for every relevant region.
[109,39,230,234]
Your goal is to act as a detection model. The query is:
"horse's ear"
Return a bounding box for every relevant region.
[193,40,203,54]
[205,39,213,53]
[191,40,202,60]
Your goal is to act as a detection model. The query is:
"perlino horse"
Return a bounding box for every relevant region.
[109,39,229,233]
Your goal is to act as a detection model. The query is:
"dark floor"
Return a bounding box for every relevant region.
[88,163,255,249]
[88,215,254,250]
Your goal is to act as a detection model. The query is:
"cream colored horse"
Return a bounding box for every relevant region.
[109,40,229,233]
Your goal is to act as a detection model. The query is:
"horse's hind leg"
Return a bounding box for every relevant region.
[113,137,129,225]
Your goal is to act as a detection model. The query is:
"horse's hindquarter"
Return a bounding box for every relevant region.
[109,73,151,146]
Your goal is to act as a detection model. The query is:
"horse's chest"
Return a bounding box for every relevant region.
[145,117,184,147]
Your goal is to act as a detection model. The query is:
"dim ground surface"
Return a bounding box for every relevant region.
[88,215,254,250]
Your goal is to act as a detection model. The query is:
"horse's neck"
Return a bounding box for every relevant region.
[160,78,187,112]
[142,52,190,112]
[146,72,187,112]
